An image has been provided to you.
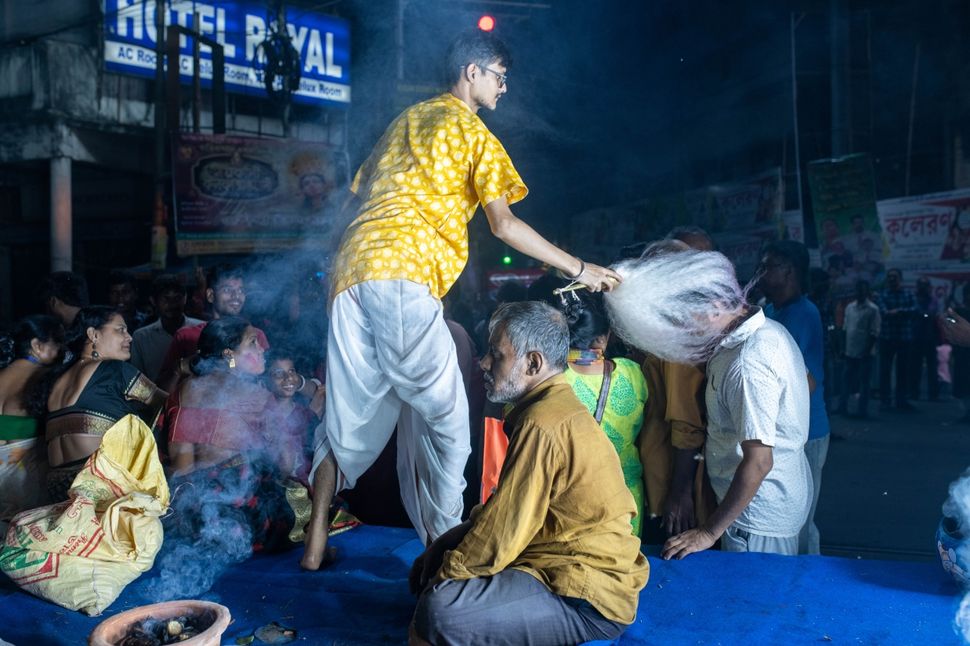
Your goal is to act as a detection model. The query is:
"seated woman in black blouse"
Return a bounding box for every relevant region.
[30,306,167,501]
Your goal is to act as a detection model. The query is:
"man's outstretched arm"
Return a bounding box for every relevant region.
[483,198,621,292]
[661,440,772,560]
[663,446,700,536]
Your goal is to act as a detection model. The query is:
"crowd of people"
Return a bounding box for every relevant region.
[814,266,963,420]
[3,29,970,646]
[1,267,328,552]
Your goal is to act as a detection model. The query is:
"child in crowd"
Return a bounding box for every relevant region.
[263,347,325,483]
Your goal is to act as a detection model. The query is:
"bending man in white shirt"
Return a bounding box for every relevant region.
[605,243,812,558]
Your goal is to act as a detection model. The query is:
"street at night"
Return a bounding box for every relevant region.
[1,1,969,644]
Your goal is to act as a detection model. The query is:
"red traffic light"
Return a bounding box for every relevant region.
[478,15,495,31]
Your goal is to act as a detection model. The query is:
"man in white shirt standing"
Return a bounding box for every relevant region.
[129,275,203,382]
[605,244,812,558]
[839,280,881,418]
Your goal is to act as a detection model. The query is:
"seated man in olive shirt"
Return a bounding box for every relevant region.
[409,301,649,646]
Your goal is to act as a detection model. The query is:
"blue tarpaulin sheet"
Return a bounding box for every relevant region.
[0,525,965,645]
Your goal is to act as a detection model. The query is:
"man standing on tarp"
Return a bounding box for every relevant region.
[300,30,620,570]
[759,240,830,555]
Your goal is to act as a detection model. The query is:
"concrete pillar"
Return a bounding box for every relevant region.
[50,155,72,272]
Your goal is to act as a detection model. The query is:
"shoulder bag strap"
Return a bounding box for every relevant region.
[593,359,614,424]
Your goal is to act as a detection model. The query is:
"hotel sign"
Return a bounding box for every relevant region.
[102,0,350,106]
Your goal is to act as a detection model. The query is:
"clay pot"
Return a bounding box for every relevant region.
[88,600,231,646]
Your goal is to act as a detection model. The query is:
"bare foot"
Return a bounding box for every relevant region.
[300,544,337,571]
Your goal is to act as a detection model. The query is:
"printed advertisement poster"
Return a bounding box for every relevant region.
[878,202,954,265]
[807,153,882,298]
[713,224,784,281]
[781,209,805,243]
[875,188,970,303]
[172,133,350,256]
[684,168,783,233]
[877,189,970,266]
[567,168,783,275]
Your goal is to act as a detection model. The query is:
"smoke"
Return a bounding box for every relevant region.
[959,595,970,644]
[142,469,257,601]
[135,156,353,602]
[944,469,970,641]
[603,247,747,365]
[123,159,347,602]
[944,469,970,539]
[139,335,315,602]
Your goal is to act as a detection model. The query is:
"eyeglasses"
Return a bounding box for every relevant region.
[482,66,507,88]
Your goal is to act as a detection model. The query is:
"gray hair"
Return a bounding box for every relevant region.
[604,245,746,364]
[488,301,568,371]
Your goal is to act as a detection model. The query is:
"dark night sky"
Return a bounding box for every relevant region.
[339,0,969,246]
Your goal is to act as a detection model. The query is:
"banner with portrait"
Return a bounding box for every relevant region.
[172,133,350,256]
[683,168,785,279]
[877,189,970,266]
[807,153,883,299]
[781,209,806,244]
[875,188,970,304]
[683,167,784,234]
[566,168,784,276]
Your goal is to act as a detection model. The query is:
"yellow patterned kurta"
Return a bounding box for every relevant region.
[331,93,528,300]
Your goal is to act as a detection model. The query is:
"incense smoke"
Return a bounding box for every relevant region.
[603,245,747,365]
[142,470,257,601]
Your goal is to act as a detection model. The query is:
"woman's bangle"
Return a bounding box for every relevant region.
[562,259,586,281]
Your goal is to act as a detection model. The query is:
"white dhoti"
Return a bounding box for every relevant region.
[310,280,471,544]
